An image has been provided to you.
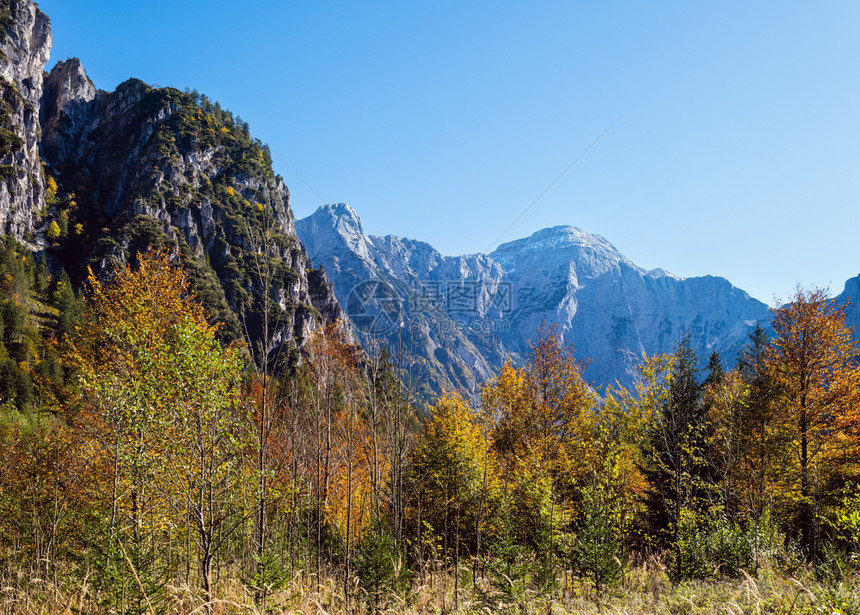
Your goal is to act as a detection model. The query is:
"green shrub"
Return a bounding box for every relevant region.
[353,517,409,611]
[570,487,624,593]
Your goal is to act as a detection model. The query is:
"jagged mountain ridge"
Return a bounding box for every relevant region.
[297,203,510,399]
[0,1,346,367]
[298,203,772,390]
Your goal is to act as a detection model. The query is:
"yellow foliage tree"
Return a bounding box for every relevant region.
[412,391,498,564]
[68,250,247,609]
[765,287,860,557]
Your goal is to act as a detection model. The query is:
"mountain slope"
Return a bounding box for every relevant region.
[0,0,346,370]
[37,59,346,365]
[297,203,510,399]
[299,205,772,390]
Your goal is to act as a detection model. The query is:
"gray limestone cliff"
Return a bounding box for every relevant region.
[38,60,347,364]
[298,204,773,390]
[0,0,50,238]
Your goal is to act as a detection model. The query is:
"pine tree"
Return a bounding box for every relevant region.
[736,322,782,520]
[703,350,724,389]
[640,330,713,577]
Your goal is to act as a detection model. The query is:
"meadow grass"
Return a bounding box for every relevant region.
[1,557,857,614]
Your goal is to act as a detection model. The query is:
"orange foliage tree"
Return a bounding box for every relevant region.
[481,329,597,568]
[765,288,860,557]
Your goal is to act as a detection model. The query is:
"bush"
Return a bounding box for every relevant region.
[675,508,800,580]
[570,487,624,593]
[353,517,409,611]
[676,508,752,579]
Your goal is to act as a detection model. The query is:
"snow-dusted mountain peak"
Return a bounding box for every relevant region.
[647,267,681,280]
[319,203,366,236]
[297,203,771,391]
[490,225,639,278]
[297,204,376,263]
[495,225,616,251]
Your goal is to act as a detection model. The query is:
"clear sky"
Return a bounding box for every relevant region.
[38,1,860,305]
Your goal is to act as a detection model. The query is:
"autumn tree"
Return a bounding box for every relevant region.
[240,204,294,605]
[302,322,365,587]
[412,392,498,585]
[735,322,785,521]
[705,369,748,518]
[640,330,714,577]
[68,250,249,612]
[765,287,860,559]
[480,329,598,592]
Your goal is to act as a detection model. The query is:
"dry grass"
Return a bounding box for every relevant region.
[1,561,857,614]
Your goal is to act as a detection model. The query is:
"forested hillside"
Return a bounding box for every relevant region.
[1,249,858,614]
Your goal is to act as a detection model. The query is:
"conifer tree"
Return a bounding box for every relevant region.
[640,330,713,577]
[736,322,783,520]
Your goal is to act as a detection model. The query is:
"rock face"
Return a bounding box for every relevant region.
[37,62,347,365]
[39,58,97,167]
[298,204,508,400]
[298,205,772,391]
[0,0,51,238]
[0,0,346,369]
[836,274,860,333]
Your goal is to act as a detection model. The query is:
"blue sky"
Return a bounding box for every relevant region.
[38,1,860,305]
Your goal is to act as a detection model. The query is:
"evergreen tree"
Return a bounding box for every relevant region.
[640,330,713,578]
[738,322,769,379]
[737,322,781,519]
[703,350,724,389]
[54,270,81,338]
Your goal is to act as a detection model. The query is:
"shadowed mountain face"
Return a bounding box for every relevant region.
[298,204,772,393]
[0,0,347,368]
[836,275,860,334]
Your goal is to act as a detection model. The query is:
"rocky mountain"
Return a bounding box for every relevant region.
[489,226,771,386]
[0,0,50,237]
[298,203,511,400]
[836,274,860,334]
[0,0,345,369]
[298,204,773,390]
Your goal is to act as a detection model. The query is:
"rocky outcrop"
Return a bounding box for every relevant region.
[298,204,507,398]
[39,60,347,367]
[39,58,97,166]
[0,0,51,238]
[298,204,772,390]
